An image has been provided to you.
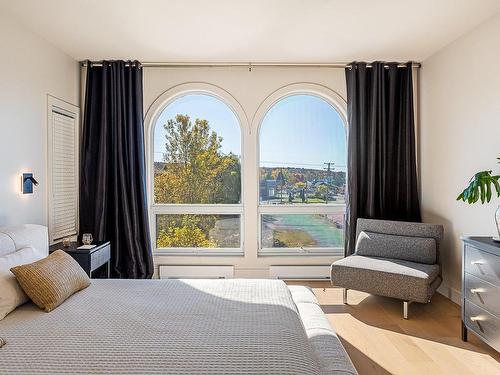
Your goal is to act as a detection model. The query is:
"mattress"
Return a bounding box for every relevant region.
[0,279,356,374]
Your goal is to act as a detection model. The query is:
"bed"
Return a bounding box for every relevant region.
[0,278,357,374]
[0,225,356,374]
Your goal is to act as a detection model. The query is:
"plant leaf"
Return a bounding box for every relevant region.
[457,169,499,204]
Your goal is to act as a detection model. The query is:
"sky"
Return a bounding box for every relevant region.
[154,94,346,171]
[260,95,346,171]
[154,94,241,162]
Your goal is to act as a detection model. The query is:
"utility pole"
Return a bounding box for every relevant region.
[323,162,335,204]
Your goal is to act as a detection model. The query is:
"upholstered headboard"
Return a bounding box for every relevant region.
[0,225,48,258]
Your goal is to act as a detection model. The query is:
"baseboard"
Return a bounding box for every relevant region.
[234,268,269,278]
[151,266,270,279]
[437,283,461,306]
[159,265,234,279]
[269,265,331,280]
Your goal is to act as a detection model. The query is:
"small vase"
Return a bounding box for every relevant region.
[495,205,500,239]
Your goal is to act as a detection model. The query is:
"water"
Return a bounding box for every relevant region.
[263,214,344,248]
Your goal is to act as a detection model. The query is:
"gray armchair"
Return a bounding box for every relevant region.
[330,218,444,319]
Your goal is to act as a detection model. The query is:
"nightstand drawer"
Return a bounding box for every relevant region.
[91,245,110,270]
[465,273,500,317]
[465,245,500,286]
[49,241,111,279]
[464,300,500,351]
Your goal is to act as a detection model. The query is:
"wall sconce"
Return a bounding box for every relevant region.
[21,173,38,194]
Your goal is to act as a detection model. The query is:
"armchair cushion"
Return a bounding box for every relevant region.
[330,255,441,303]
[356,218,444,264]
[355,231,437,264]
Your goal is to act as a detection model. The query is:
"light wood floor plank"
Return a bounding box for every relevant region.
[288,282,500,375]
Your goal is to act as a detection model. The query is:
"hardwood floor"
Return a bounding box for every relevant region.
[287,281,500,375]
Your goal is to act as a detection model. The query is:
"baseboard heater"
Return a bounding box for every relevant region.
[269,265,331,280]
[159,265,234,279]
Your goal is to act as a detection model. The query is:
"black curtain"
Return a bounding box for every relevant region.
[80,60,153,278]
[345,61,421,255]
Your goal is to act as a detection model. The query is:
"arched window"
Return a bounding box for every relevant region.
[258,94,346,254]
[152,93,242,252]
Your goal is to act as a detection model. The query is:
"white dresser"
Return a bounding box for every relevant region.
[461,237,500,351]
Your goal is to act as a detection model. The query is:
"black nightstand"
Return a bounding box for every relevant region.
[49,241,111,278]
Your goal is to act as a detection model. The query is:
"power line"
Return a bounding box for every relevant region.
[261,161,346,168]
[154,156,347,169]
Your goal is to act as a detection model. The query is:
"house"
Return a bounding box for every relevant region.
[259,179,278,201]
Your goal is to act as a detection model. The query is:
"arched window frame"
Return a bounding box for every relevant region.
[144,83,248,255]
[253,83,348,256]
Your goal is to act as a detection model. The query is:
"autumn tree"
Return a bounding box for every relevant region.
[154,114,241,248]
[294,181,307,190]
[157,215,216,248]
[315,184,329,202]
[271,168,290,184]
[154,114,241,204]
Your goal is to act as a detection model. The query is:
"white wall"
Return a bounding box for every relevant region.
[420,14,500,302]
[144,67,347,277]
[0,15,79,226]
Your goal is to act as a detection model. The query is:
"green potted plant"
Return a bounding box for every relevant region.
[457,158,500,240]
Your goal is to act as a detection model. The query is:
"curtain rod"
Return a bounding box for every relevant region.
[80,61,421,69]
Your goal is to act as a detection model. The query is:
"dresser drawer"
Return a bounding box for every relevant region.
[464,300,500,351]
[465,273,500,317]
[464,245,500,287]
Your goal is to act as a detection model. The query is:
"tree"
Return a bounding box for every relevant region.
[315,184,329,201]
[300,188,306,203]
[154,114,241,204]
[272,168,290,184]
[294,181,306,190]
[289,173,304,185]
[157,216,216,248]
[154,114,241,248]
[331,171,346,190]
[294,182,307,203]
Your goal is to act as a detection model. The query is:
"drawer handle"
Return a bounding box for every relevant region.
[469,316,485,333]
[470,288,484,294]
[470,261,483,265]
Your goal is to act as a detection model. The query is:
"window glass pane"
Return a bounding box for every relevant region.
[156,214,240,248]
[261,214,344,249]
[259,95,346,205]
[154,94,241,204]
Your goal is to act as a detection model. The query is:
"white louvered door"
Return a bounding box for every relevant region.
[47,96,80,243]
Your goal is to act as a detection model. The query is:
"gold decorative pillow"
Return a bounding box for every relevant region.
[10,250,91,312]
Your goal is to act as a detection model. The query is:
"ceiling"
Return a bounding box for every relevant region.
[1,0,500,62]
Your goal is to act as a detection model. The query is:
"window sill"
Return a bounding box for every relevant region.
[153,249,244,257]
[258,249,344,257]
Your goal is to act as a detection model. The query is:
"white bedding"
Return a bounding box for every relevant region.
[0,279,356,374]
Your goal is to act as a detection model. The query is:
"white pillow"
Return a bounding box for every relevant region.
[0,246,45,320]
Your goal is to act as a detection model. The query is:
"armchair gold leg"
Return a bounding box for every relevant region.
[343,288,348,304]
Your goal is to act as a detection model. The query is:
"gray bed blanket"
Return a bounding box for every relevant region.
[0,279,356,374]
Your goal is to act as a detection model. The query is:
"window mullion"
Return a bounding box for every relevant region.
[153,204,243,215]
[258,204,345,215]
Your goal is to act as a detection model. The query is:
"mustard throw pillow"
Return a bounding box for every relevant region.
[10,250,91,312]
